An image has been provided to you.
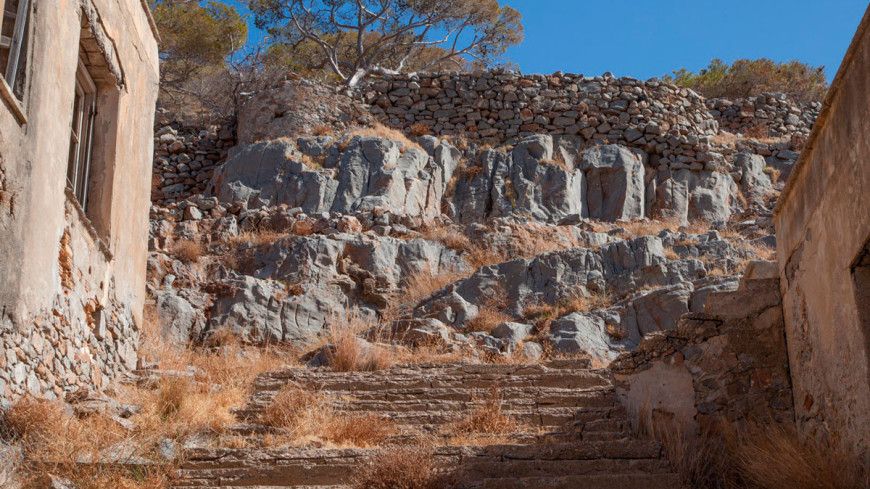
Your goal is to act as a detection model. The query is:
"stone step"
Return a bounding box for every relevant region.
[467,473,684,489]
[173,441,670,488]
[255,366,609,393]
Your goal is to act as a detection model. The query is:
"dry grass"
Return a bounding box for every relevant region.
[466,306,513,334]
[421,226,472,252]
[299,154,324,170]
[226,230,285,247]
[312,124,334,136]
[539,148,571,170]
[762,166,782,183]
[260,386,395,448]
[443,388,518,445]
[322,316,395,372]
[0,397,173,488]
[736,424,868,489]
[171,239,204,264]
[381,267,468,323]
[523,290,612,329]
[634,403,867,489]
[351,446,446,489]
[408,122,432,137]
[348,122,422,153]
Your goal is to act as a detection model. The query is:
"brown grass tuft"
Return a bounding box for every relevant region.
[408,122,432,137]
[171,239,204,264]
[324,320,395,372]
[444,388,518,444]
[351,446,445,489]
[312,124,334,136]
[348,123,422,153]
[523,290,612,329]
[260,386,395,448]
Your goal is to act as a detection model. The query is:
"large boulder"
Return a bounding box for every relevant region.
[579,145,646,221]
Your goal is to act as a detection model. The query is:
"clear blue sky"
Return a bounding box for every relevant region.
[228,0,868,81]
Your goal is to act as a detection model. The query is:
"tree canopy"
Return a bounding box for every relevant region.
[248,0,523,85]
[152,1,248,90]
[665,58,827,104]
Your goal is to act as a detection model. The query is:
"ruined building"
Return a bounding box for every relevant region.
[774,8,869,453]
[0,0,159,400]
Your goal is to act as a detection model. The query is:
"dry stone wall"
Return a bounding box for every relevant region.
[361,72,720,163]
[706,94,820,138]
[151,119,235,205]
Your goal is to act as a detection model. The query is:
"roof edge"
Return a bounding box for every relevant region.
[774,5,870,216]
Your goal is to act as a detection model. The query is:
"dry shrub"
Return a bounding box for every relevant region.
[348,123,422,153]
[409,122,432,137]
[0,397,172,488]
[381,267,468,323]
[324,319,394,372]
[261,386,394,447]
[523,290,612,329]
[226,230,285,248]
[736,424,867,489]
[635,402,866,489]
[762,166,782,183]
[445,388,517,444]
[466,306,512,334]
[665,247,680,260]
[465,245,508,269]
[351,446,444,489]
[312,124,334,136]
[299,154,324,170]
[466,292,511,333]
[130,310,294,445]
[422,226,472,252]
[171,239,204,264]
[540,148,570,170]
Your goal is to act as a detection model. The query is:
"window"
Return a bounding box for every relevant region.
[0,0,31,100]
[66,57,97,211]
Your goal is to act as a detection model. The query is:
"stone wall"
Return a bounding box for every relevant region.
[361,72,720,164]
[706,94,820,138]
[773,6,870,455]
[611,261,793,435]
[0,0,159,402]
[151,119,235,205]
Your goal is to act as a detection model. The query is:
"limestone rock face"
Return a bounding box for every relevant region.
[579,145,646,221]
[205,233,465,343]
[210,137,458,221]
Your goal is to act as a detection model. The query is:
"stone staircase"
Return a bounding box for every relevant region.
[173,360,682,488]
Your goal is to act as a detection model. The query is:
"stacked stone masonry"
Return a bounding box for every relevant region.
[152,119,235,205]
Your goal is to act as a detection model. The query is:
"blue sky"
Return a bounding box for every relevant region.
[228,0,868,81]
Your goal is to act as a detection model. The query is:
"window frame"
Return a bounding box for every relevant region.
[0,0,30,122]
[66,56,97,212]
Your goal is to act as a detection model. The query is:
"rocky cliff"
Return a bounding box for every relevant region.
[145,72,810,366]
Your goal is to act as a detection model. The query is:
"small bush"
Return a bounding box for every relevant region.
[325,320,395,372]
[665,58,827,103]
[171,239,204,263]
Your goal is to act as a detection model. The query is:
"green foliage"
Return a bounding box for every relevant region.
[249,0,523,85]
[665,58,827,103]
[152,1,247,87]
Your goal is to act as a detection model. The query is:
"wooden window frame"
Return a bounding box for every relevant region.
[66,57,97,212]
[0,0,30,122]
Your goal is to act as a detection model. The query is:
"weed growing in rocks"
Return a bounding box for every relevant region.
[171,239,204,263]
[351,446,446,489]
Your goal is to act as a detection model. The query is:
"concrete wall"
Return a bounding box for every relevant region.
[0,0,159,401]
[773,7,870,455]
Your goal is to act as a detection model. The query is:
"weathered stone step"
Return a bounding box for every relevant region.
[174,440,669,488]
[255,366,609,393]
[467,473,684,489]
